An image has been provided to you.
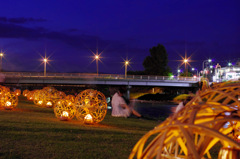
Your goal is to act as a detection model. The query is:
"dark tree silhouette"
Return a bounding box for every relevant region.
[143,44,171,75]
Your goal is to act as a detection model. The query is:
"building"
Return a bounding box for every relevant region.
[213,60,240,82]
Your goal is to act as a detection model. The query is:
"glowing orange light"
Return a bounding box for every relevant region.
[84,114,93,124]
[38,100,43,105]
[44,58,47,62]
[95,55,99,59]
[60,111,69,121]
[46,101,52,106]
[5,101,11,107]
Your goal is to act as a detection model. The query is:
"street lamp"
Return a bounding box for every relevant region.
[184,59,188,76]
[125,60,129,78]
[0,51,3,72]
[202,59,212,76]
[95,55,99,75]
[192,68,199,77]
[177,69,181,76]
[44,58,47,76]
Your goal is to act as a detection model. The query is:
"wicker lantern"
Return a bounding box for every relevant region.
[74,89,107,124]
[0,86,10,96]
[42,87,60,108]
[27,91,35,101]
[54,99,76,121]
[33,90,44,107]
[2,92,18,110]
[23,89,29,97]
[14,89,21,96]
[129,81,240,159]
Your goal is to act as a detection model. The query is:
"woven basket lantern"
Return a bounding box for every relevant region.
[2,92,18,110]
[23,89,29,97]
[74,89,107,124]
[54,99,76,121]
[129,81,240,159]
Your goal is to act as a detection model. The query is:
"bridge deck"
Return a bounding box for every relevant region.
[1,72,200,87]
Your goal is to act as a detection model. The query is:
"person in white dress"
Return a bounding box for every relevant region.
[111,88,141,118]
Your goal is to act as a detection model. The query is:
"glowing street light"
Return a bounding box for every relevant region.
[178,52,193,77]
[184,58,189,76]
[192,67,199,77]
[202,59,212,76]
[0,51,3,72]
[95,55,99,75]
[125,60,129,78]
[44,58,47,76]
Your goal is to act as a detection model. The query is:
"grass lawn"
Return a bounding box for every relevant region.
[0,96,161,159]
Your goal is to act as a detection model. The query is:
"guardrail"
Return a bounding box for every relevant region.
[2,72,200,82]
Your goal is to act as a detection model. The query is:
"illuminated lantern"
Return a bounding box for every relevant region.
[129,80,240,159]
[42,87,60,108]
[54,99,76,121]
[74,89,107,124]
[0,86,10,96]
[27,91,35,101]
[33,90,44,106]
[2,92,18,110]
[14,89,21,96]
[23,89,29,97]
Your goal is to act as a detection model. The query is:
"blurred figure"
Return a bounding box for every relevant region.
[174,96,192,113]
[111,88,141,118]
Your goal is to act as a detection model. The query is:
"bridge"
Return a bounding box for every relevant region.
[1,72,199,87]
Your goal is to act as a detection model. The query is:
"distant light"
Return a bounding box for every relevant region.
[95,55,99,59]
[184,59,188,63]
[228,62,232,66]
[44,58,47,62]
[0,53,3,57]
[192,68,195,71]
[193,75,197,78]
[177,69,181,73]
[125,61,129,65]
[208,59,212,63]
[210,65,213,69]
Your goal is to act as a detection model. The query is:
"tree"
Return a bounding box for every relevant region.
[143,44,171,75]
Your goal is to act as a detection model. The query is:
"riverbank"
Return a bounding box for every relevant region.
[0,97,159,159]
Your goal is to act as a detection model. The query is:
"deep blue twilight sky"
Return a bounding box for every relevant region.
[0,0,239,75]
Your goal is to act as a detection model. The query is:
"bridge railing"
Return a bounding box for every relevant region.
[2,72,200,82]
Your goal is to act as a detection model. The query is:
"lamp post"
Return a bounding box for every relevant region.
[44,58,47,76]
[202,59,212,76]
[125,60,129,78]
[0,51,3,72]
[95,55,99,75]
[184,59,188,76]
[177,69,181,77]
[192,68,199,79]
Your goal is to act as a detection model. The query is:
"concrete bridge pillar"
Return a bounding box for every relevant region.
[126,85,132,100]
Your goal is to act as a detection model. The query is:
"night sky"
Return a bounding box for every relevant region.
[0,0,239,75]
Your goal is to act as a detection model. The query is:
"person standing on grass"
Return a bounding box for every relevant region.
[111,88,142,118]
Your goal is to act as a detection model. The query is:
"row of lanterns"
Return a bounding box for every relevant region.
[23,87,107,124]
